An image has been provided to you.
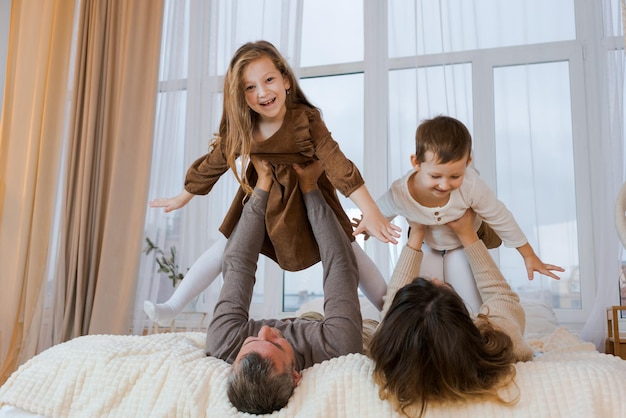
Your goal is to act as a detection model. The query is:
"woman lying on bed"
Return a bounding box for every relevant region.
[368,208,534,418]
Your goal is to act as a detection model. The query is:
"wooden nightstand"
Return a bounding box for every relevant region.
[606,306,626,360]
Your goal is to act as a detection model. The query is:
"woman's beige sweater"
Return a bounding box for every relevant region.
[381,240,534,362]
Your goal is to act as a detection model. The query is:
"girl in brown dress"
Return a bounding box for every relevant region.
[145,40,401,325]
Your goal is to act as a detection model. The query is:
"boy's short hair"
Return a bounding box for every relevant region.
[415,116,472,164]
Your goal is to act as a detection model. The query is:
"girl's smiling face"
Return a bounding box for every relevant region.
[243,55,290,124]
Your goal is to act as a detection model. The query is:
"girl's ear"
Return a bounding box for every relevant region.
[283,74,291,91]
[410,154,421,171]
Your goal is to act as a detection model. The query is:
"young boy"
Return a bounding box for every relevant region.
[377,115,564,312]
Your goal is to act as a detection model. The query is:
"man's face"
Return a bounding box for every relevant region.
[234,326,298,376]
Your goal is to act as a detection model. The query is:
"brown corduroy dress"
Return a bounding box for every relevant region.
[184,103,364,271]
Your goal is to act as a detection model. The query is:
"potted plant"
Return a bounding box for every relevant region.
[143,237,185,287]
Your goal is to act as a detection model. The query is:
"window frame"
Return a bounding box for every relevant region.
[146,0,624,328]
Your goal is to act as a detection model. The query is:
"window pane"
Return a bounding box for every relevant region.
[142,90,188,304]
[159,0,190,81]
[299,74,364,209]
[283,74,363,312]
[388,0,576,57]
[301,0,363,66]
[494,62,580,308]
[607,0,624,37]
[214,0,289,73]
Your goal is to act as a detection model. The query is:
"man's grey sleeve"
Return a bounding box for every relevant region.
[206,189,268,356]
[303,189,363,355]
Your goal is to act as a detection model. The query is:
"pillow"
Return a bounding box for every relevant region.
[296,297,380,321]
[520,298,560,338]
[297,297,560,339]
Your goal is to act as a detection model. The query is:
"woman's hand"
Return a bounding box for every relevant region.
[149,189,194,213]
[406,221,426,251]
[445,209,479,247]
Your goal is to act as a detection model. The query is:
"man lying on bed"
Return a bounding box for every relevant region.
[205,157,363,414]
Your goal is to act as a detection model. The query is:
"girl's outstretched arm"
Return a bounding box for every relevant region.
[349,185,401,244]
[149,189,194,213]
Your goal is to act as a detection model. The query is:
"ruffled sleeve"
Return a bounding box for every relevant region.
[294,111,316,158]
[184,136,230,195]
[298,107,365,197]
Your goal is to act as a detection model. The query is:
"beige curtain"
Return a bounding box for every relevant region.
[0,0,164,384]
[0,0,76,384]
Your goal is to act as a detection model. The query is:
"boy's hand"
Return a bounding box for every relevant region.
[293,161,324,193]
[523,253,564,281]
[251,156,273,191]
[149,189,194,213]
[516,243,564,280]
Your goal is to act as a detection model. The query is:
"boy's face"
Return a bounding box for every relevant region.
[410,151,470,200]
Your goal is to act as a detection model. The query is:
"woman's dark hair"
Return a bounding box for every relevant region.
[367,277,518,417]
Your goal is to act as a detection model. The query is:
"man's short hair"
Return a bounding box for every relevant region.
[227,351,296,414]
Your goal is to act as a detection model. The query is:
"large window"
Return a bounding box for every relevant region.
[383,0,623,326]
[136,0,625,329]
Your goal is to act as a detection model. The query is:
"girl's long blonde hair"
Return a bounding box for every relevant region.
[219,40,316,195]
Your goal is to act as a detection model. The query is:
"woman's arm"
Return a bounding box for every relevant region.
[447,210,534,361]
[379,222,426,319]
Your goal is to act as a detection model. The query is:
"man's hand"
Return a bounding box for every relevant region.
[251,156,272,192]
[149,189,194,213]
[445,209,479,247]
[293,161,324,193]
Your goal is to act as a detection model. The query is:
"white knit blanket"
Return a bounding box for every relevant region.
[1,327,625,418]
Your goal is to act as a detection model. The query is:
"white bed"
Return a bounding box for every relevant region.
[1,301,625,418]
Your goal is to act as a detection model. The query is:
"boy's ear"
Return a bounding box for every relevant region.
[466,154,473,167]
[410,154,421,171]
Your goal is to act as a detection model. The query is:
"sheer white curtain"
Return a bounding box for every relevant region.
[133,1,625,345]
[580,0,626,347]
[132,0,302,332]
[387,0,625,345]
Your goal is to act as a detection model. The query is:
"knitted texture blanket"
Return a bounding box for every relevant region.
[0,328,624,418]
